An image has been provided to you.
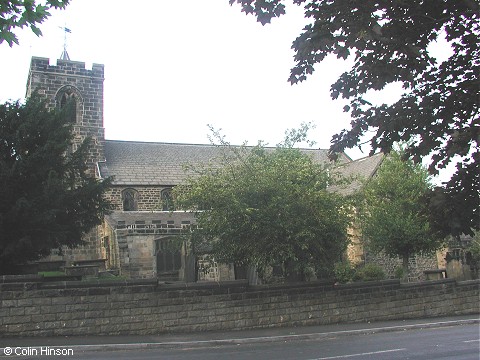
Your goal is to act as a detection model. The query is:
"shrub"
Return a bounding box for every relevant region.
[353,263,386,282]
[334,262,355,283]
[394,266,406,280]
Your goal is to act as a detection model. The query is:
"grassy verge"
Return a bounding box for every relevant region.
[38,271,65,277]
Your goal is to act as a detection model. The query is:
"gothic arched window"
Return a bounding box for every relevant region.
[161,188,175,211]
[60,92,76,122]
[122,188,139,211]
[56,86,82,123]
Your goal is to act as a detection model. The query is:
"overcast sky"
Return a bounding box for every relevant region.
[1,0,407,159]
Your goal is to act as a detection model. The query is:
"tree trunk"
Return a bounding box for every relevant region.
[402,255,409,283]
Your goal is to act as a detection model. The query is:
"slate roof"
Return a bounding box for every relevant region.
[331,152,384,195]
[99,140,348,186]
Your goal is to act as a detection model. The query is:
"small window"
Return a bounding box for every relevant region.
[122,188,139,211]
[161,188,175,211]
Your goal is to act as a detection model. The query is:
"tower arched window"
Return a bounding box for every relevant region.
[122,188,139,211]
[60,92,77,123]
[55,85,83,124]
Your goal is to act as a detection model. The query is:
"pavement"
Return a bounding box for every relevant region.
[0,314,478,353]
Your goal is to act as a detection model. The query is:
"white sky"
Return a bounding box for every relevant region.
[1,0,401,160]
[2,0,455,185]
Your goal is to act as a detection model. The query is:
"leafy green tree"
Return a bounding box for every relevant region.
[0,95,110,274]
[229,0,479,237]
[0,0,70,46]
[358,151,444,281]
[174,126,350,281]
[466,231,480,276]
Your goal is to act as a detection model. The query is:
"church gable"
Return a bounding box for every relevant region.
[331,152,384,195]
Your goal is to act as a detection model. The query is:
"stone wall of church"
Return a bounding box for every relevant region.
[24,57,107,266]
[346,222,364,265]
[364,251,439,282]
[346,219,440,282]
[26,57,105,170]
[104,186,169,211]
[43,227,103,266]
[117,234,157,279]
[102,223,120,271]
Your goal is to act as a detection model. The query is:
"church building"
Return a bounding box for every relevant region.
[28,56,435,282]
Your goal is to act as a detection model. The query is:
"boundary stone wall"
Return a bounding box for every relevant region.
[0,278,478,337]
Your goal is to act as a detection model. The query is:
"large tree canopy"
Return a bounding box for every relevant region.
[0,95,110,273]
[0,0,70,46]
[358,150,444,280]
[230,0,479,236]
[174,126,350,280]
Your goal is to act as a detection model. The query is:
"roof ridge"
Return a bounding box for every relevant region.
[348,151,383,163]
[104,139,330,151]
[104,139,218,147]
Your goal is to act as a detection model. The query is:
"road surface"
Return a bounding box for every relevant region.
[2,321,478,360]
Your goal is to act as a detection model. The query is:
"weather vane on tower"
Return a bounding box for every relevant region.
[59,25,71,60]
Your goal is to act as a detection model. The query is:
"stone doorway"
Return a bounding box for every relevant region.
[155,238,182,281]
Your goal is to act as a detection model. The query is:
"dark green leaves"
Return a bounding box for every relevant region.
[175,126,350,279]
[0,0,70,46]
[0,95,111,273]
[358,150,444,262]
[230,0,479,236]
[229,0,286,25]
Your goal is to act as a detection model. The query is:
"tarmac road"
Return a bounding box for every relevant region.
[0,315,478,359]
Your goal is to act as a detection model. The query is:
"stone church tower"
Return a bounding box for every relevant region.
[26,57,106,174]
[25,57,106,262]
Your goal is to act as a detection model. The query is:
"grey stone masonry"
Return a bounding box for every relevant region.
[26,57,105,171]
[25,57,106,264]
[105,186,164,211]
[0,278,478,337]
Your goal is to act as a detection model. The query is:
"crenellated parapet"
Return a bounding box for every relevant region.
[26,56,106,171]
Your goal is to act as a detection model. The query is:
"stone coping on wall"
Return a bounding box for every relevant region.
[0,275,43,283]
[399,278,457,288]
[0,278,251,292]
[0,277,477,293]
